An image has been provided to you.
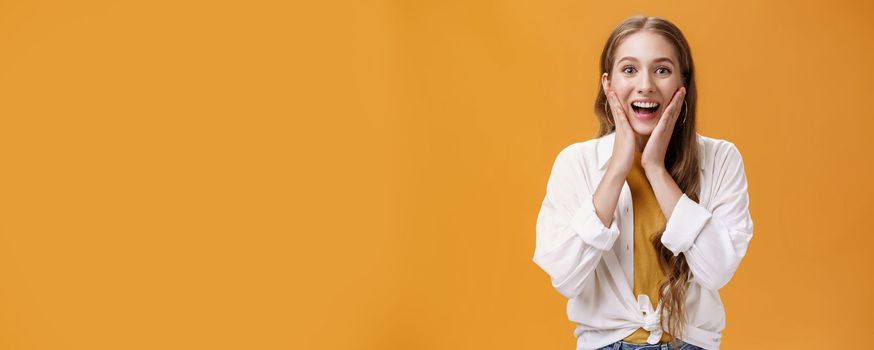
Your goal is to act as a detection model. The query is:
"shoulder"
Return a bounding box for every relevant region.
[697,133,747,171]
[543,136,607,189]
[555,138,598,157]
[551,135,603,167]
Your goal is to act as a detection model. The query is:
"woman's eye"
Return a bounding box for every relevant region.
[622,66,671,75]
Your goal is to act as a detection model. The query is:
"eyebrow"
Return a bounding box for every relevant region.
[617,56,675,65]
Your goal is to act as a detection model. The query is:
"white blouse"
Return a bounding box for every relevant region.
[532,131,754,350]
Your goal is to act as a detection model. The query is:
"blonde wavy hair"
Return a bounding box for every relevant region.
[593,15,702,347]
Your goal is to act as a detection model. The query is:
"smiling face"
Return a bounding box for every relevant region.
[601,31,684,137]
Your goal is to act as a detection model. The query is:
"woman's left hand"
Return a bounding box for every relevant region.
[641,86,686,172]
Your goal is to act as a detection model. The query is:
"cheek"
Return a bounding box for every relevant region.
[610,79,634,94]
[660,78,683,93]
[660,82,681,94]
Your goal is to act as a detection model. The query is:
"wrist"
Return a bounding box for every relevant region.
[643,165,668,178]
[604,164,628,181]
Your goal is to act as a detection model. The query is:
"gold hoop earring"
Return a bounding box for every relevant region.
[603,99,614,127]
[681,99,689,125]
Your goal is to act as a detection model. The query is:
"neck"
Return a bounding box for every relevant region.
[635,133,649,152]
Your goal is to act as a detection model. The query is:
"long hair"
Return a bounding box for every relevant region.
[592,15,702,347]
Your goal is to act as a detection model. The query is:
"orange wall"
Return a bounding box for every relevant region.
[0,1,871,349]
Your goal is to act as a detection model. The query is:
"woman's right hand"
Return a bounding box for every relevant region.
[605,88,637,178]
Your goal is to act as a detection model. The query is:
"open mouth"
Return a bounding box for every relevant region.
[630,102,660,119]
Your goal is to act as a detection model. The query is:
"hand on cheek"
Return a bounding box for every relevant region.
[641,86,686,171]
[605,87,638,177]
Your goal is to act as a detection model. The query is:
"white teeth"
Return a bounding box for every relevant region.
[632,101,659,108]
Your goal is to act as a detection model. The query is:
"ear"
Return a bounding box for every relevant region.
[601,72,611,93]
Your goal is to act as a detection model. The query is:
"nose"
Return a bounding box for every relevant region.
[637,74,655,94]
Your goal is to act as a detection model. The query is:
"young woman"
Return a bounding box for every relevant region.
[532,16,754,350]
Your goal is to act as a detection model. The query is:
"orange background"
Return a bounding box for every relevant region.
[0,1,872,349]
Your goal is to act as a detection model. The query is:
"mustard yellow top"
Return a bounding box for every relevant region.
[622,150,674,344]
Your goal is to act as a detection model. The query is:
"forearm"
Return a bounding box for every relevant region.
[592,168,626,228]
[644,166,683,220]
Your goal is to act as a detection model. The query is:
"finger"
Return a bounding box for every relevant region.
[607,91,619,117]
[657,87,685,133]
[610,92,628,128]
[605,90,618,118]
[609,91,629,126]
[672,87,687,124]
[664,87,686,123]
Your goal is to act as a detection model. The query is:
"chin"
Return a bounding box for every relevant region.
[630,123,655,136]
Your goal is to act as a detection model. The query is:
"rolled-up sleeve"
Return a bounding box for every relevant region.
[533,145,621,299]
[660,142,754,291]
